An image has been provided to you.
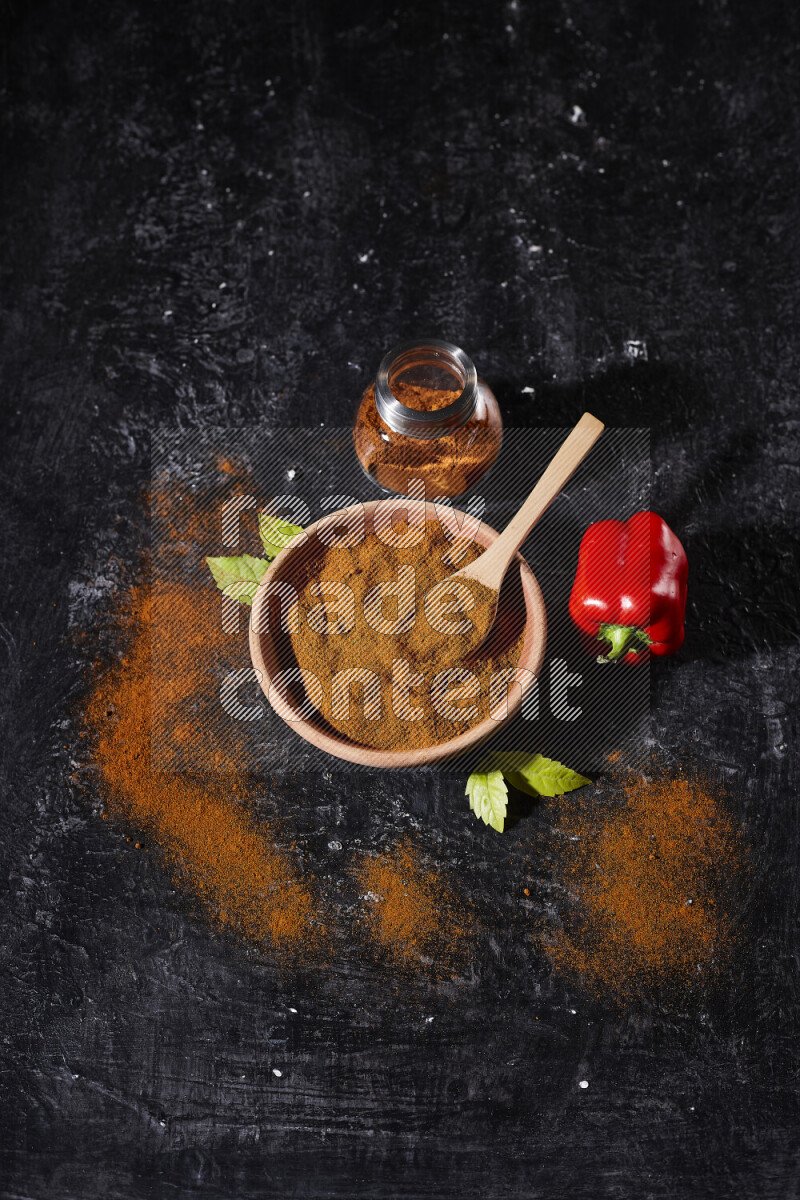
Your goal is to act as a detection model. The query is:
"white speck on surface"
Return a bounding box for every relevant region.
[568,104,586,126]
[528,244,543,254]
[288,1007,298,1013]
[624,339,648,361]
[328,840,342,851]
[196,122,204,130]
[569,1008,577,1014]
[579,1080,589,1089]
[303,190,311,198]
[163,310,173,318]
[425,1016,435,1023]
[362,891,381,903]
[521,385,535,394]
[219,282,227,289]
[272,1068,283,1077]
[500,281,508,289]
[357,251,372,263]
[286,468,296,481]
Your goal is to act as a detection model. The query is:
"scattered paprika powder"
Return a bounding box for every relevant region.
[85,575,323,954]
[544,769,747,1001]
[356,838,472,972]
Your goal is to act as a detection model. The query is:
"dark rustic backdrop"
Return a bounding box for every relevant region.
[1,1,798,1197]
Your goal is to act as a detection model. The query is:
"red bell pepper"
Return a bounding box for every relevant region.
[569,511,688,663]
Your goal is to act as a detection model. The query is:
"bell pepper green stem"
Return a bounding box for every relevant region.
[597,623,652,663]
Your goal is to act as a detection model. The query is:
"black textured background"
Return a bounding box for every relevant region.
[1,1,799,1197]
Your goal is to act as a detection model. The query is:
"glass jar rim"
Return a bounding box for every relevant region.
[374,339,478,439]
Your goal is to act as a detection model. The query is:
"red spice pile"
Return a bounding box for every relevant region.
[85,578,323,954]
[544,771,748,1001]
[355,838,472,973]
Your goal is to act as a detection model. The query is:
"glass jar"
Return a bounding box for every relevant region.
[352,339,503,498]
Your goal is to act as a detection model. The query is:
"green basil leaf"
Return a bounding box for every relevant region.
[205,554,272,607]
[505,753,591,798]
[220,580,259,605]
[465,769,508,832]
[502,770,543,798]
[258,513,303,558]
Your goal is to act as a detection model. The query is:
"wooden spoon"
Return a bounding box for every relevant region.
[453,412,605,654]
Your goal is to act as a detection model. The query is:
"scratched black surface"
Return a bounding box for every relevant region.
[1,1,799,1197]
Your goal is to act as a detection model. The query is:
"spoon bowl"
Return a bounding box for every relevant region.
[248,499,547,768]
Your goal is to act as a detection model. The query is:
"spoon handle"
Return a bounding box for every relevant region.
[462,412,605,586]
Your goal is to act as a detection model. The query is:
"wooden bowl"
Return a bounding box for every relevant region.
[248,500,547,768]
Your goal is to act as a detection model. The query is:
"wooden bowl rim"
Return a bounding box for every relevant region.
[248,500,547,768]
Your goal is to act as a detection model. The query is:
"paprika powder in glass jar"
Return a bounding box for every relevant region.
[352,339,503,497]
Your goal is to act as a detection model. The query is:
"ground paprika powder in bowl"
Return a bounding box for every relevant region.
[248,499,547,768]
